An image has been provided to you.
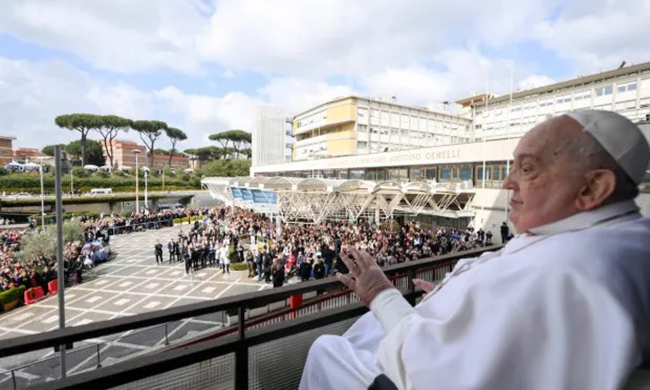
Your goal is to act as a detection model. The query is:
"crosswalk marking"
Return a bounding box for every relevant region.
[144,301,161,309]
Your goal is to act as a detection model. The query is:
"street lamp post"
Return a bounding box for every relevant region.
[39,158,45,228]
[134,150,140,214]
[144,168,148,214]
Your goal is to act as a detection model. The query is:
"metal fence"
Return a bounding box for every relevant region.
[0,246,499,390]
[106,219,174,236]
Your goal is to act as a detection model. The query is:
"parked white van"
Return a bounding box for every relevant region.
[89,188,113,195]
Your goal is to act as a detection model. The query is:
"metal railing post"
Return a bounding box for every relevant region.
[406,268,417,306]
[165,323,169,346]
[96,344,101,368]
[235,306,248,390]
[11,370,16,390]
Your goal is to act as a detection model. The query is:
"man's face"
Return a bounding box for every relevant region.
[503,116,587,233]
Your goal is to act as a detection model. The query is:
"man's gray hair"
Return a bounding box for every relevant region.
[567,131,639,202]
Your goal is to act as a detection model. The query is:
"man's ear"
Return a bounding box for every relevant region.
[575,169,616,211]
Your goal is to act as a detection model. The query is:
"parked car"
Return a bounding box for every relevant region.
[89,188,113,195]
[158,203,184,211]
[82,240,111,264]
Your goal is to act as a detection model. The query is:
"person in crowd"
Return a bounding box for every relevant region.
[300,110,650,390]
[154,240,163,264]
[500,221,510,244]
[220,243,231,274]
[299,259,313,282]
[271,259,285,288]
[313,259,325,280]
[246,249,256,278]
[167,239,175,262]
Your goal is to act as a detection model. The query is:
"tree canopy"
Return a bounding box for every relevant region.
[54,113,101,166]
[65,140,106,166]
[130,120,168,168]
[209,129,251,159]
[96,115,132,168]
[165,127,187,166]
[185,146,223,162]
[41,144,64,157]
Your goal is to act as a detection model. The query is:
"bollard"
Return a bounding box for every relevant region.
[96,344,101,368]
[11,370,16,390]
[165,323,169,346]
[289,294,302,320]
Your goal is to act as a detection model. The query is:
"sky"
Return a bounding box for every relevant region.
[0,0,649,151]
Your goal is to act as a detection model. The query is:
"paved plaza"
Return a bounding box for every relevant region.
[0,224,270,387]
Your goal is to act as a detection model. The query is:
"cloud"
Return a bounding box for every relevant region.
[155,86,260,146]
[518,75,556,90]
[534,0,650,72]
[86,82,154,118]
[258,77,355,115]
[0,0,209,74]
[0,57,96,148]
[198,0,556,77]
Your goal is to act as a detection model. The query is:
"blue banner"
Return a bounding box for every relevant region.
[231,187,243,200]
[241,188,253,201]
[251,189,277,204]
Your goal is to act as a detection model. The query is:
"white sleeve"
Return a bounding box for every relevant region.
[372,267,637,390]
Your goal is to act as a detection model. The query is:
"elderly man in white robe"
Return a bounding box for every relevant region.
[300,110,650,390]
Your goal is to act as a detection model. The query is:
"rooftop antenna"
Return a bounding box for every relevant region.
[618,61,626,69]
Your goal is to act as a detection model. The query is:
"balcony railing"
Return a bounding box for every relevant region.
[0,246,499,390]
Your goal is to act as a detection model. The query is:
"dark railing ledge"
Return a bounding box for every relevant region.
[0,245,501,359]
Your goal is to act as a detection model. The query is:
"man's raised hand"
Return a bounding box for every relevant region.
[337,246,395,306]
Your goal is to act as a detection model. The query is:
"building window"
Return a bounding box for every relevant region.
[358,141,368,148]
[410,168,423,180]
[459,167,472,181]
[358,124,367,133]
[618,82,638,93]
[349,169,365,179]
[440,168,451,180]
[387,168,408,181]
[596,86,613,96]
[425,167,436,180]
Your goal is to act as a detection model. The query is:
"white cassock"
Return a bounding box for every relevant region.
[300,200,650,390]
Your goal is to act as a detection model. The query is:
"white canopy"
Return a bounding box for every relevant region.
[202,176,476,223]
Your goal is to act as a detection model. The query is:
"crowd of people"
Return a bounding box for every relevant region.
[1,203,498,302]
[151,206,498,289]
[0,207,215,299]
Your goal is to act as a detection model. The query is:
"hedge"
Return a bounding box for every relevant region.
[29,211,101,223]
[0,286,26,305]
[0,174,200,193]
[172,216,204,225]
[230,263,248,271]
